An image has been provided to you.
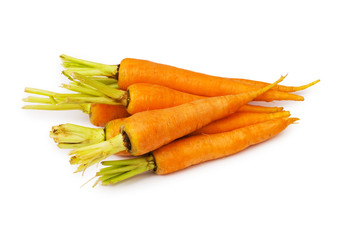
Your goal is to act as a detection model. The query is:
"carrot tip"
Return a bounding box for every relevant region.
[288,117,300,125]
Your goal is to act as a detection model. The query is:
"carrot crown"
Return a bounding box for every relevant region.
[50,123,105,149]
[69,134,127,173]
[93,156,155,187]
[61,72,128,106]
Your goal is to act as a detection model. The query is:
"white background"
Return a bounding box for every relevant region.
[1,0,360,239]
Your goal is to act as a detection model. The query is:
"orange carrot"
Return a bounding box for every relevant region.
[61,55,314,102]
[63,73,286,114]
[189,111,291,136]
[23,76,284,127]
[89,104,130,127]
[51,111,289,157]
[94,117,298,186]
[68,76,284,172]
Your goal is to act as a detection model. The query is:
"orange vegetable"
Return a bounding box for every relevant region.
[63,74,286,115]
[51,111,290,157]
[61,55,318,102]
[23,79,283,127]
[89,104,130,127]
[95,117,298,185]
[117,59,303,101]
[189,111,291,136]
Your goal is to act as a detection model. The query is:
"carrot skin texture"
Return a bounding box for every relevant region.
[190,111,290,136]
[127,83,284,114]
[237,105,283,113]
[122,78,282,156]
[126,83,203,114]
[104,111,288,155]
[104,111,288,140]
[90,104,130,127]
[118,58,303,102]
[154,117,297,175]
[86,84,282,126]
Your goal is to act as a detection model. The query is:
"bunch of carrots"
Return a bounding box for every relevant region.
[23,55,319,186]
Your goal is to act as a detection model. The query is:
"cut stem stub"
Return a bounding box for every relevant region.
[60,54,118,78]
[50,123,105,149]
[69,134,127,173]
[62,72,128,106]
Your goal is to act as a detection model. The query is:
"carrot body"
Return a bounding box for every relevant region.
[87,83,283,126]
[122,78,282,156]
[118,58,303,102]
[104,111,289,156]
[126,83,203,114]
[90,104,130,127]
[126,83,284,114]
[190,111,290,136]
[154,117,297,175]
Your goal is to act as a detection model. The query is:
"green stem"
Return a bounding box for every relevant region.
[23,96,53,104]
[25,87,58,97]
[61,83,105,97]
[64,96,124,105]
[50,123,105,149]
[107,83,119,89]
[69,134,127,172]
[63,70,118,85]
[23,104,90,113]
[97,163,146,176]
[94,155,156,186]
[102,166,149,185]
[22,94,91,113]
[101,157,152,166]
[24,87,89,99]
[71,73,125,100]
[83,76,118,85]
[60,54,118,77]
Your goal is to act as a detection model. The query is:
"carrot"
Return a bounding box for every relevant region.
[68,76,285,172]
[50,111,290,157]
[50,118,131,157]
[89,104,130,127]
[94,117,298,186]
[23,75,284,126]
[189,111,291,136]
[61,55,317,102]
[64,73,285,115]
